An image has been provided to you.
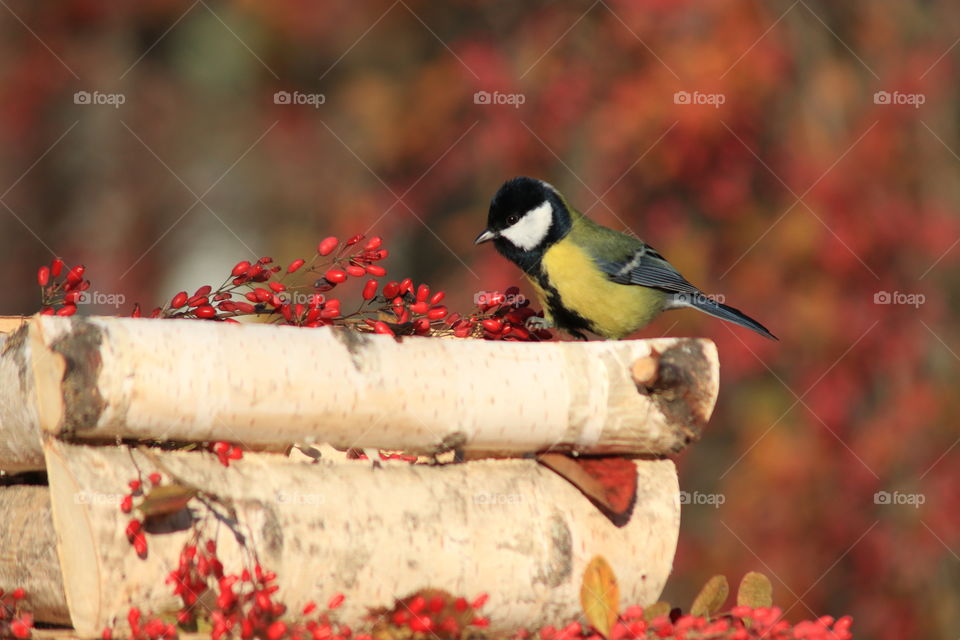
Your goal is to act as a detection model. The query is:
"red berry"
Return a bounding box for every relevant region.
[481,319,502,333]
[37,266,50,286]
[148,472,161,486]
[195,306,217,319]
[409,596,426,614]
[232,261,251,276]
[362,279,378,301]
[328,593,345,609]
[382,282,400,298]
[120,494,133,513]
[364,236,382,251]
[471,617,490,628]
[471,593,489,609]
[303,601,317,615]
[12,587,25,600]
[430,291,445,305]
[66,265,85,283]
[267,621,287,640]
[57,304,77,317]
[373,321,395,336]
[10,620,30,638]
[346,265,366,278]
[399,278,413,294]
[258,256,273,264]
[365,264,386,277]
[416,284,430,302]
[129,479,141,492]
[51,258,64,277]
[101,628,113,640]
[345,234,363,246]
[287,258,306,273]
[194,285,212,297]
[269,281,286,293]
[318,237,339,256]
[427,306,448,320]
[428,595,444,613]
[454,597,468,612]
[125,519,141,538]
[325,269,347,283]
[171,291,188,309]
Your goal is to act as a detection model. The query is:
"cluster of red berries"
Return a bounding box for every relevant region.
[378,590,489,638]
[528,605,853,640]
[0,588,32,639]
[209,441,244,467]
[36,257,88,316]
[33,233,552,342]
[451,286,552,340]
[120,473,164,557]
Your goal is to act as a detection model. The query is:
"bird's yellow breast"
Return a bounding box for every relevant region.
[530,241,666,339]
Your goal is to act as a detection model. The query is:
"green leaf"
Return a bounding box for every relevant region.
[136,484,198,518]
[643,601,671,621]
[690,575,729,618]
[737,572,773,609]
[580,556,619,637]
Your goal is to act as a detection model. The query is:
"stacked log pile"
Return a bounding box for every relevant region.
[0,315,719,636]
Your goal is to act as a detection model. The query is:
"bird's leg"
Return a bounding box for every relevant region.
[525,316,554,331]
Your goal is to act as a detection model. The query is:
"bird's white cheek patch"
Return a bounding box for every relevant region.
[501,201,553,250]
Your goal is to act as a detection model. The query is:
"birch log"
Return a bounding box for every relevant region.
[0,326,46,473]
[44,440,680,635]
[0,485,70,624]
[29,316,718,456]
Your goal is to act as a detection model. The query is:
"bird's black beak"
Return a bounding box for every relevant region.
[474,229,497,245]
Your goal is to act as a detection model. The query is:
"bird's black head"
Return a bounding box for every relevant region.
[474,176,573,272]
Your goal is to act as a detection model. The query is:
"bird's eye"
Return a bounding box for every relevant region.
[507,214,520,225]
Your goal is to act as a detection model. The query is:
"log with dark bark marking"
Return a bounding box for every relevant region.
[43,440,680,636]
[26,315,719,457]
[0,485,70,624]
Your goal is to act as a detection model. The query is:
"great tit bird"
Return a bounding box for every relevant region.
[475,176,776,341]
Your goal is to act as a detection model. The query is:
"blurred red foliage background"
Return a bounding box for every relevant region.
[2,1,959,637]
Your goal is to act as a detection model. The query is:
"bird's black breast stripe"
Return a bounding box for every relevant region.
[532,267,593,340]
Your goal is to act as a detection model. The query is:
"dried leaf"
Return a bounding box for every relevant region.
[643,601,671,621]
[689,575,728,618]
[580,556,619,637]
[136,484,198,518]
[537,454,637,526]
[737,572,773,609]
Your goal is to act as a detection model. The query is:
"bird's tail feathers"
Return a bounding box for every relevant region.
[669,292,777,341]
